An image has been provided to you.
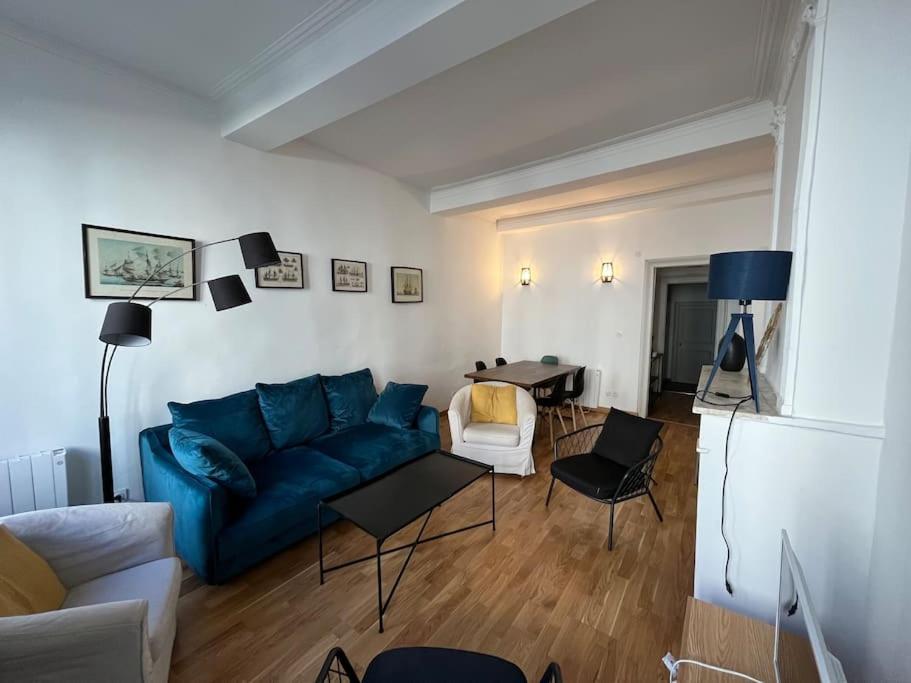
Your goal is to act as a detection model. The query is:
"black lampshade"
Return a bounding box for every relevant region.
[238,232,280,269]
[708,250,793,302]
[99,302,152,346]
[208,275,251,311]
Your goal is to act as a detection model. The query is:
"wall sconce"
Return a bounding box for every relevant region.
[601,262,614,283]
[520,267,531,286]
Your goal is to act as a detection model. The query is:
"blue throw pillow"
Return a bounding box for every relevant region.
[367,382,428,429]
[321,368,378,431]
[168,389,272,463]
[168,428,256,497]
[255,374,329,449]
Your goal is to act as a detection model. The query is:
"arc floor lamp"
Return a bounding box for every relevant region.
[96,232,280,503]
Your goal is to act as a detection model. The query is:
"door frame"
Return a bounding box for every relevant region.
[637,255,713,418]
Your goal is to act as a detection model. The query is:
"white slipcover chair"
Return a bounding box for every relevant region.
[448,381,537,476]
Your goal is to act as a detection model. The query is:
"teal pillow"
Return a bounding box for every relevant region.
[367,382,428,429]
[168,390,271,463]
[255,374,329,449]
[168,428,256,497]
[321,369,378,431]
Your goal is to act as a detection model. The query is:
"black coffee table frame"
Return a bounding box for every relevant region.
[317,450,495,633]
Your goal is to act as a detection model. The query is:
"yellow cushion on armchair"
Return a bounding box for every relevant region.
[470,384,518,425]
[0,524,66,617]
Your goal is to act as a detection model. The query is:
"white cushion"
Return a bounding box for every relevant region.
[63,557,180,662]
[463,422,520,447]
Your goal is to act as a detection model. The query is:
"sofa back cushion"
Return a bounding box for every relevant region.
[367,381,428,429]
[592,409,662,467]
[321,369,378,431]
[0,525,66,617]
[255,374,329,449]
[169,428,257,498]
[168,390,271,463]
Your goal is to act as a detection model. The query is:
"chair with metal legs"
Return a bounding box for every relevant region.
[545,409,664,550]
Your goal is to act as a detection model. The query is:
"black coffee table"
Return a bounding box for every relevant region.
[317,450,495,632]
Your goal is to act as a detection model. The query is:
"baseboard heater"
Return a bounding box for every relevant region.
[0,449,69,515]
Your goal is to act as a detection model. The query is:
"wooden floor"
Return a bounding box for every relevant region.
[172,411,698,682]
[648,391,700,428]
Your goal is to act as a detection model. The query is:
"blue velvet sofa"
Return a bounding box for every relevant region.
[139,369,440,583]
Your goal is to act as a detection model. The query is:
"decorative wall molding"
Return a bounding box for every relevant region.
[210,0,370,99]
[495,173,773,232]
[771,105,787,146]
[773,1,821,104]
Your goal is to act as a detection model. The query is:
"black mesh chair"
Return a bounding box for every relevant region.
[546,409,664,550]
[315,646,562,683]
[495,357,508,366]
[563,366,587,429]
[473,360,487,383]
[535,373,570,446]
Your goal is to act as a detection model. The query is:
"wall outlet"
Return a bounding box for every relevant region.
[114,487,130,502]
[604,390,619,398]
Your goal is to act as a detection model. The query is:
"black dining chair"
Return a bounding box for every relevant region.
[534,373,570,446]
[495,357,508,366]
[473,360,487,383]
[314,646,562,683]
[545,409,664,550]
[563,366,587,429]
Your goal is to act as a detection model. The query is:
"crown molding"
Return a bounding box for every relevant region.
[429,100,774,214]
[495,172,773,232]
[210,0,370,99]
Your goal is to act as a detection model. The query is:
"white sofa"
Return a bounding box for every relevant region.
[0,503,180,683]
[448,381,537,476]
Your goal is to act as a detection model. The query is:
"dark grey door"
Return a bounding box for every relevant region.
[669,300,717,385]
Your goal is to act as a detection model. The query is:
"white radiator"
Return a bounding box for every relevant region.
[0,449,69,516]
[579,368,602,408]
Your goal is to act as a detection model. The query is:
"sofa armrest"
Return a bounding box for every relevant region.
[516,387,537,448]
[0,600,152,682]
[415,405,440,436]
[1,503,174,589]
[139,428,227,583]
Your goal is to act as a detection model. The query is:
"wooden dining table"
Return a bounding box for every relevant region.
[464,360,580,389]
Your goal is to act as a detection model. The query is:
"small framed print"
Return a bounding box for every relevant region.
[82,224,197,301]
[391,266,423,303]
[332,259,367,292]
[256,251,304,289]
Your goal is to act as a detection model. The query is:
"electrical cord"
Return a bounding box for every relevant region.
[667,656,763,683]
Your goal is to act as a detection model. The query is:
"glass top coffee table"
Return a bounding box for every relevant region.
[317,449,495,632]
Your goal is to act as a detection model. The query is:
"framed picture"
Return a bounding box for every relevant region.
[390,266,423,303]
[256,251,304,289]
[332,259,368,292]
[82,224,197,301]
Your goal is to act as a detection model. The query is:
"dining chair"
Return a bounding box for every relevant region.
[495,357,508,366]
[540,355,558,365]
[473,360,487,383]
[563,366,588,429]
[545,409,664,550]
[534,373,570,446]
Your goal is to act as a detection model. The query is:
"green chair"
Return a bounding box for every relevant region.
[540,355,558,365]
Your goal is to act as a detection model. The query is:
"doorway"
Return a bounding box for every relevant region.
[646,265,717,425]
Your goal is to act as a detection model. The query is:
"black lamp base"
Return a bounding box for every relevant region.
[703,312,760,412]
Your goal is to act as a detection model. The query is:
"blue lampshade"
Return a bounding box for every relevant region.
[707,250,793,301]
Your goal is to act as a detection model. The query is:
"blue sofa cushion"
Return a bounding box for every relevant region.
[217,446,359,561]
[367,381,428,429]
[255,374,329,449]
[168,428,256,498]
[168,390,271,463]
[321,368,378,432]
[311,423,439,480]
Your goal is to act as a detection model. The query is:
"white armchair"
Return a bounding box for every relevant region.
[448,381,537,476]
[0,503,180,683]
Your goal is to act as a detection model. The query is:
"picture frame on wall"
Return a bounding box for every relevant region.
[331,258,368,292]
[256,251,305,289]
[82,224,197,301]
[390,266,423,303]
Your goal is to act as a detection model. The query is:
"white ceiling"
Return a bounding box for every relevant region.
[302,0,769,188]
[0,0,363,97]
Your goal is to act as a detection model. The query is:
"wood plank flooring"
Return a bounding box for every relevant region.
[172,412,698,682]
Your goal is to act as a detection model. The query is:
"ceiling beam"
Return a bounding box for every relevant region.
[429,100,775,215]
[221,0,595,151]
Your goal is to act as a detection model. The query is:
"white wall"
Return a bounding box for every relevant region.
[499,191,772,412]
[0,31,501,505]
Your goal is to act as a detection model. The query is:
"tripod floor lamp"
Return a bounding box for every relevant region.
[96,232,280,503]
[702,250,793,412]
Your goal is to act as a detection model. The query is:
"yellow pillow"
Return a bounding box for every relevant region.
[470,384,518,425]
[0,524,66,617]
